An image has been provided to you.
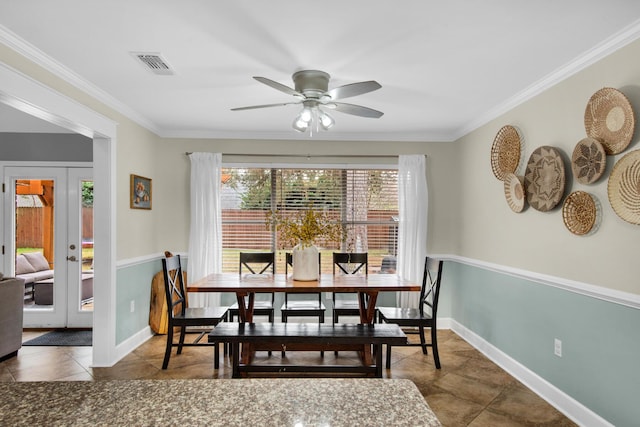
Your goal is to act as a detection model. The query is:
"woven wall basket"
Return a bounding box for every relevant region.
[571,137,606,185]
[503,173,525,213]
[608,149,640,225]
[562,191,596,235]
[491,125,521,180]
[524,146,566,212]
[584,87,635,155]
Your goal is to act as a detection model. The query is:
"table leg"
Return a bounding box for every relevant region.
[236,292,256,323]
[358,291,379,366]
[236,292,256,366]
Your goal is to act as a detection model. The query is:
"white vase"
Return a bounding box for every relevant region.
[292,243,319,281]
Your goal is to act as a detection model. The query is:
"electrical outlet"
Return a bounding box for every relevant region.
[554,338,562,357]
[130,300,135,313]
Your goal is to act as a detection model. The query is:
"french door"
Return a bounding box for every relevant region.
[3,166,93,328]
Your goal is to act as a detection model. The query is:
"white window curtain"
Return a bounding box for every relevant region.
[187,152,222,307]
[396,155,428,308]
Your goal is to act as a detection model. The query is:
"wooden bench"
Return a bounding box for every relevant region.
[208,322,407,378]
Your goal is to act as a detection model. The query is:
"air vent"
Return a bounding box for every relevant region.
[131,52,174,75]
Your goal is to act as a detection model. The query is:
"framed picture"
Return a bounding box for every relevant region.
[130,174,152,210]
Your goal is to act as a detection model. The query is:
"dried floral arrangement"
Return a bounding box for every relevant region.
[266,209,342,248]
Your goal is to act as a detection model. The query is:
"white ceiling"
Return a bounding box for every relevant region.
[1,1,640,141]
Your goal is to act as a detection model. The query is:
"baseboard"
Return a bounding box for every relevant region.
[448,319,613,427]
[113,326,155,365]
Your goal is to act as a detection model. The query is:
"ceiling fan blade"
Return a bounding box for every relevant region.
[327,81,381,100]
[231,102,300,111]
[328,102,384,118]
[253,76,302,97]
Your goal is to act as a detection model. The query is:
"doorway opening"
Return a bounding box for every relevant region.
[16,178,94,312]
[6,167,94,328]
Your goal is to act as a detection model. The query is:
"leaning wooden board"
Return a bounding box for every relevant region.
[148,269,187,334]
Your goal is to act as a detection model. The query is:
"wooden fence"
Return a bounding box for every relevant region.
[16,207,94,248]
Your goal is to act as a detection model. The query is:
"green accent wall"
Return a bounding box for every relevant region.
[115,259,160,344]
[445,261,639,426]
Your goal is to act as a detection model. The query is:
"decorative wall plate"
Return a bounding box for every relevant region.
[504,173,525,213]
[491,125,521,180]
[571,137,606,184]
[584,87,635,155]
[608,149,640,225]
[524,146,566,212]
[562,191,596,235]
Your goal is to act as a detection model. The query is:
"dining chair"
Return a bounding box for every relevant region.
[161,254,229,370]
[332,252,368,324]
[281,252,325,357]
[227,252,276,322]
[281,252,325,322]
[377,256,444,369]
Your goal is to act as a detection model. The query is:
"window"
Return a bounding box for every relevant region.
[221,167,398,274]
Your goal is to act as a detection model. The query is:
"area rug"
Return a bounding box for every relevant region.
[22,329,92,346]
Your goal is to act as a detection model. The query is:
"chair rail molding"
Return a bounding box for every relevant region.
[430,254,640,310]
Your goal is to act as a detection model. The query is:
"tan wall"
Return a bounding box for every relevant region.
[457,38,640,294]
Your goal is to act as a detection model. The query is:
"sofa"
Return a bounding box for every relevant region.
[15,252,54,285]
[0,275,24,360]
[15,252,54,303]
[15,252,94,305]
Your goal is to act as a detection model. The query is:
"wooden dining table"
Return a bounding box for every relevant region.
[187,272,420,370]
[187,272,421,324]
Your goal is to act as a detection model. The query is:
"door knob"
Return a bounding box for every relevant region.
[67,255,78,262]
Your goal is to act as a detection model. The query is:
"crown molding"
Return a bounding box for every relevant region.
[158,127,451,142]
[3,19,640,143]
[0,24,161,135]
[452,18,640,141]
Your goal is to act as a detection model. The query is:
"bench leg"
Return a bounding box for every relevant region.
[386,343,392,369]
[214,342,220,370]
[374,344,383,377]
[281,314,287,357]
[231,343,241,378]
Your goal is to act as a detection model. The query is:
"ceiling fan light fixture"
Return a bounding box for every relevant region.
[319,111,335,130]
[299,107,312,123]
[292,107,313,132]
[292,116,309,133]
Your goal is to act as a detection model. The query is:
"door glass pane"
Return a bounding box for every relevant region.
[80,180,94,311]
[15,179,55,309]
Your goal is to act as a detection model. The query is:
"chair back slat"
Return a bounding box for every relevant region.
[419,257,444,319]
[239,252,275,304]
[332,253,369,315]
[162,254,187,318]
[332,252,368,276]
[240,252,275,275]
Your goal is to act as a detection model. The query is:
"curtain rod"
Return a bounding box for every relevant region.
[184,152,419,158]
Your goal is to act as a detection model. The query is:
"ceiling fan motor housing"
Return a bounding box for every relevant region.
[293,70,330,99]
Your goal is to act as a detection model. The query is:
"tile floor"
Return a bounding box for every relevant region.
[1,329,577,426]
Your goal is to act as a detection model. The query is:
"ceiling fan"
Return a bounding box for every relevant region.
[231,70,383,133]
